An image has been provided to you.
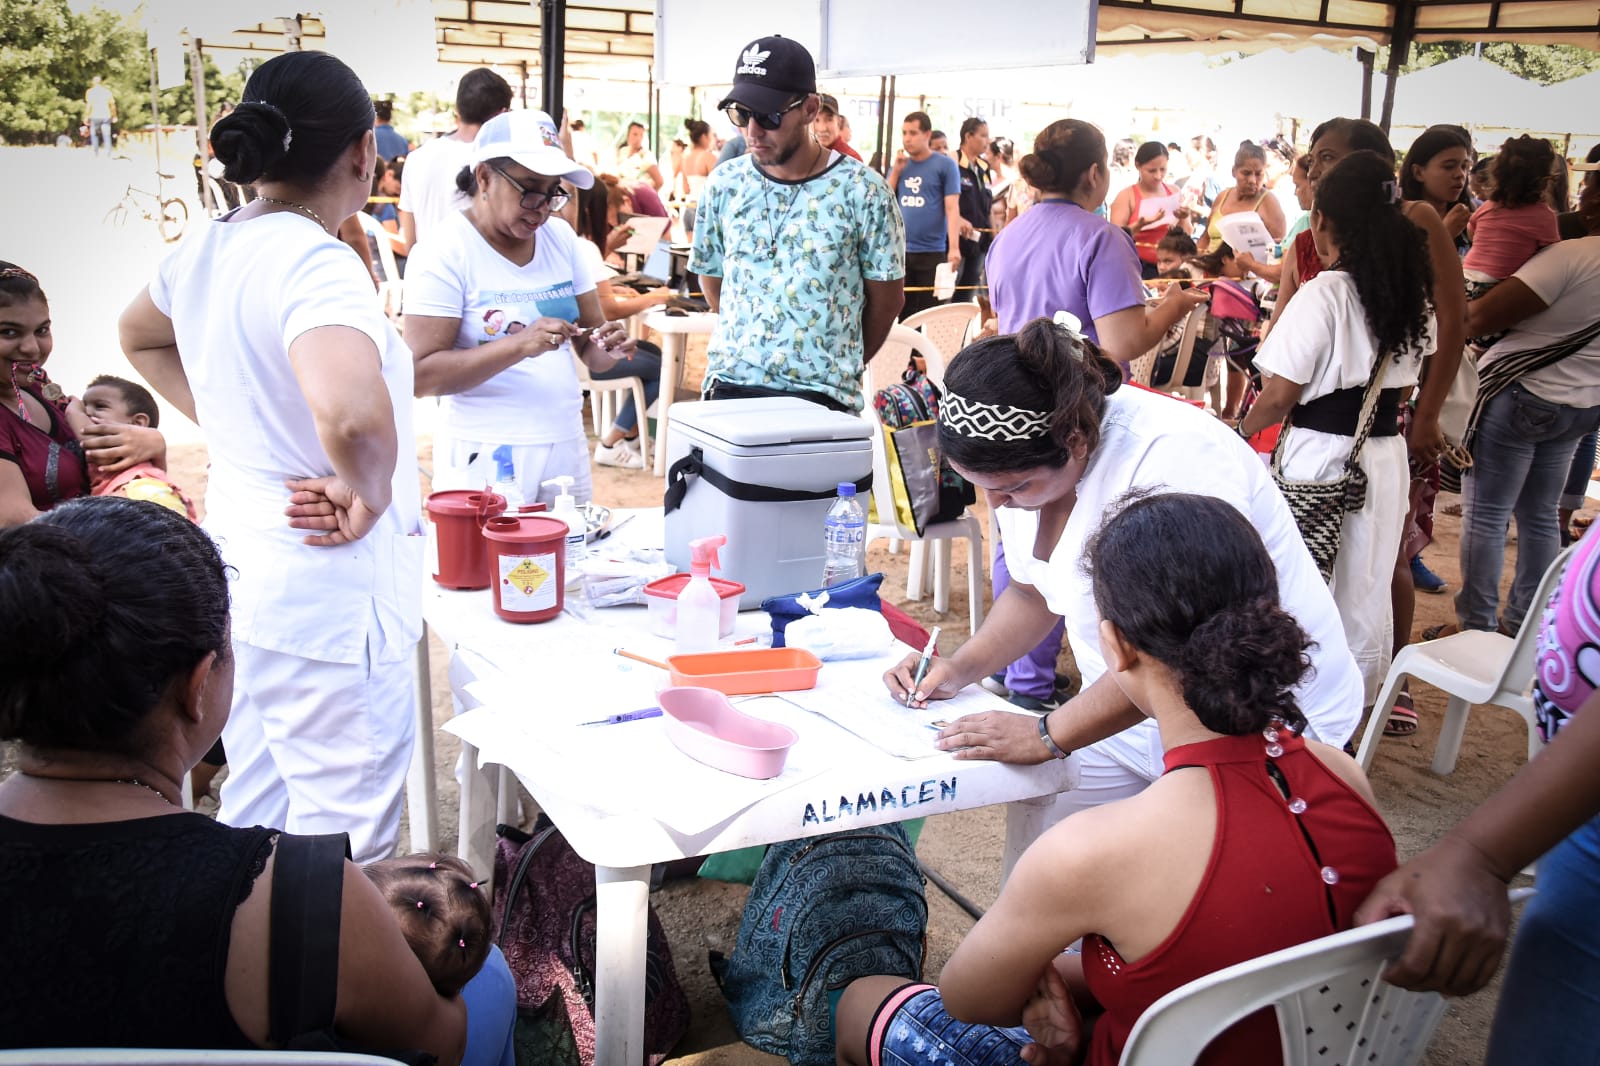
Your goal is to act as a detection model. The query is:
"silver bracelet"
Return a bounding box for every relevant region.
[1037,712,1071,760]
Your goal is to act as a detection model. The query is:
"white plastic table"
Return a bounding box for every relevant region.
[422,512,1077,1066]
[639,309,717,475]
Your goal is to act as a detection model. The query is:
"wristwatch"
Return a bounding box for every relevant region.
[1037,711,1071,761]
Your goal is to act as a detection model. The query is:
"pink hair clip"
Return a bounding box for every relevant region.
[417,900,425,909]
[469,881,481,889]
[458,938,466,948]
[429,861,439,869]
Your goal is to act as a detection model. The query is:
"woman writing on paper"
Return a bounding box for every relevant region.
[882,319,1363,823]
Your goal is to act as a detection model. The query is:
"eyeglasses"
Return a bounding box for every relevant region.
[724,98,806,132]
[492,166,570,211]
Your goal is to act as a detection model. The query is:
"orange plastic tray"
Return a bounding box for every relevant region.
[665,648,823,695]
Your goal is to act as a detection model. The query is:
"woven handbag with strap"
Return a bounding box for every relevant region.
[1271,352,1391,583]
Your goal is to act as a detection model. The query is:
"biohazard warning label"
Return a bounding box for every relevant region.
[499,552,556,612]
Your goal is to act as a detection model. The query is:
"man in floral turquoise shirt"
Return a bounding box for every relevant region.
[691,35,905,413]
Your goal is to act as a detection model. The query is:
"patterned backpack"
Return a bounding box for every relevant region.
[872,359,977,525]
[710,824,928,1065]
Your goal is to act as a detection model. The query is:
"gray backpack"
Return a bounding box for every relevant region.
[710,824,928,1065]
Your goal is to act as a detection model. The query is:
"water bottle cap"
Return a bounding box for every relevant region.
[837,483,855,497]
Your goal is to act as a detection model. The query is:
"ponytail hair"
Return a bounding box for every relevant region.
[939,317,1120,476]
[1020,120,1107,197]
[1314,150,1434,361]
[1086,492,1311,736]
[364,854,492,996]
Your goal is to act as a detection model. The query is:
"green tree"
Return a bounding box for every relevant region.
[0,0,147,144]
[1402,42,1600,86]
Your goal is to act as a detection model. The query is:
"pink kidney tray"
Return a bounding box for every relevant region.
[657,686,799,779]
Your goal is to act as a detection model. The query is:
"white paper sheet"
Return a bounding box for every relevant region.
[443,696,830,835]
[773,650,1032,759]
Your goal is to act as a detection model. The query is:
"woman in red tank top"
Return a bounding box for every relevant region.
[837,493,1395,1066]
[1109,142,1192,279]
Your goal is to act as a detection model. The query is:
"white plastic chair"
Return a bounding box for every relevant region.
[862,342,986,635]
[1120,914,1443,1066]
[901,303,981,383]
[1355,543,1574,775]
[1130,304,1207,392]
[0,1053,398,1065]
[354,211,403,323]
[573,353,651,467]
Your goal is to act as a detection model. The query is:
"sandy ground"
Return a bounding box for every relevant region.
[6,142,1564,1063]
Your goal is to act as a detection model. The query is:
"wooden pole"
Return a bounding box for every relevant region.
[189,35,214,214]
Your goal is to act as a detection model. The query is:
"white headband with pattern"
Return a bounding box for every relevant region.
[940,389,1051,442]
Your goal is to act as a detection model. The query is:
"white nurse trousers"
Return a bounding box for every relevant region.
[217,637,416,863]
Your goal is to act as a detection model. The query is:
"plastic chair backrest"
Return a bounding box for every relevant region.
[354,212,401,298]
[1493,541,1577,699]
[1119,914,1445,1066]
[1162,305,1209,394]
[873,324,949,392]
[902,304,981,369]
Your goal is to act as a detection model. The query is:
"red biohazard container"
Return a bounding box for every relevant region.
[482,515,569,623]
[425,490,507,589]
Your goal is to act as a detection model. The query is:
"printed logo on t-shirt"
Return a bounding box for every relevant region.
[471,282,579,345]
[901,174,925,208]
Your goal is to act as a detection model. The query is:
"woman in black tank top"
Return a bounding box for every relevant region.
[0,497,467,1060]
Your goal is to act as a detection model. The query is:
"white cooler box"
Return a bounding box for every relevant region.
[663,398,873,608]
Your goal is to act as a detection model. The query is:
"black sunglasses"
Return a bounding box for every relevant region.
[491,166,570,211]
[724,98,806,132]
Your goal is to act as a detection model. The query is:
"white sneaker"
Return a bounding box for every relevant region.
[594,441,645,469]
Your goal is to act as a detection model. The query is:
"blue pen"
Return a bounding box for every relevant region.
[578,707,662,726]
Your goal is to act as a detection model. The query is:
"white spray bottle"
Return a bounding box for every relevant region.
[675,534,727,654]
[541,476,588,585]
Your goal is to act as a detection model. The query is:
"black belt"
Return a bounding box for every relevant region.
[703,379,854,414]
[1293,387,1403,437]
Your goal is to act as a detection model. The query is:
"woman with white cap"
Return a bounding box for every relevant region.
[405,109,636,506]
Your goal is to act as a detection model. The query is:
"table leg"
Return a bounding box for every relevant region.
[1001,795,1058,892]
[593,863,653,1066]
[653,332,688,476]
[407,635,438,853]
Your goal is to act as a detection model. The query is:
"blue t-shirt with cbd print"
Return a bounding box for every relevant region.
[690,153,905,412]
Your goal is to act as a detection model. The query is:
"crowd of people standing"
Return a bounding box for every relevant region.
[3,29,1599,1066]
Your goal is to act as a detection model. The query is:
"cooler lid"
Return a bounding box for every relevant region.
[668,398,872,447]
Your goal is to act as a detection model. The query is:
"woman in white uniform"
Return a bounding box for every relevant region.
[1240,151,1437,703]
[118,52,422,862]
[885,318,1364,819]
[405,110,633,507]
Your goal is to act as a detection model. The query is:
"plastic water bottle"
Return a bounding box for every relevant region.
[822,482,866,587]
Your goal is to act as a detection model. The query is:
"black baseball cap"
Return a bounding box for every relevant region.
[817,93,840,116]
[717,35,817,114]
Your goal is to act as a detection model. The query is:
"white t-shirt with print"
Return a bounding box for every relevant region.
[995,386,1363,777]
[397,134,474,245]
[151,213,422,665]
[1483,236,1600,408]
[404,212,594,446]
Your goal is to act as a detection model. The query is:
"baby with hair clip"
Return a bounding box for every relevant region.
[364,853,494,997]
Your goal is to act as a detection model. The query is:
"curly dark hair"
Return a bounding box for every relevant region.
[1490,134,1557,208]
[1314,151,1434,362]
[939,318,1121,475]
[1085,492,1312,736]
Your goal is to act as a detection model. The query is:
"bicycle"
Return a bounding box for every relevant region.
[104,173,188,243]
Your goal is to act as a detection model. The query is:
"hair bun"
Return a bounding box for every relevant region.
[1175,597,1309,732]
[211,101,292,185]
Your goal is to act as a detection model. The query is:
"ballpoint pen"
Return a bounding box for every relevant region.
[578,707,662,726]
[904,626,942,706]
[592,514,636,543]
